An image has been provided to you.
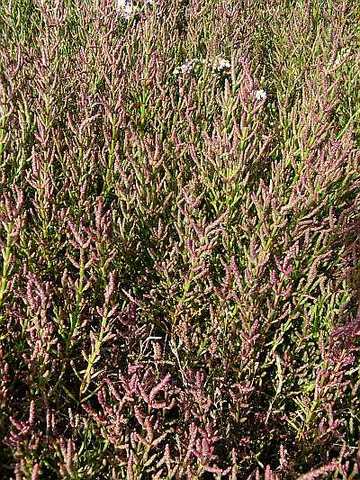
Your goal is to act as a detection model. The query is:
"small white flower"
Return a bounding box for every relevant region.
[213,57,231,72]
[116,0,135,19]
[174,59,196,76]
[253,89,267,101]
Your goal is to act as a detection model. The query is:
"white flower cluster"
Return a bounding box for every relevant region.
[174,57,232,77]
[115,0,154,19]
[173,59,198,76]
[253,89,267,101]
[212,57,231,72]
[116,0,136,19]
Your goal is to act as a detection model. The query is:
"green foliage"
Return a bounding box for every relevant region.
[0,0,359,478]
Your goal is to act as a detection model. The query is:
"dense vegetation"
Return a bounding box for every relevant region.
[0,0,359,478]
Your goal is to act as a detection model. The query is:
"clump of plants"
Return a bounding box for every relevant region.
[0,0,359,478]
